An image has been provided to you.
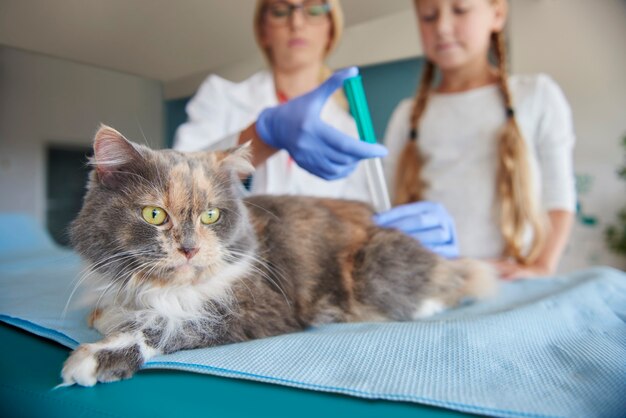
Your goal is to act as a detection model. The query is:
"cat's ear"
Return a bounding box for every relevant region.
[215,141,255,175]
[92,124,144,187]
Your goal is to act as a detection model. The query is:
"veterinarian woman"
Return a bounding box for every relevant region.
[174,0,458,258]
[175,0,381,196]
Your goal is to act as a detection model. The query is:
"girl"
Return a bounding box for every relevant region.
[382,0,576,279]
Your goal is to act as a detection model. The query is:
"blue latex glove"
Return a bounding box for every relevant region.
[373,201,459,259]
[255,67,388,180]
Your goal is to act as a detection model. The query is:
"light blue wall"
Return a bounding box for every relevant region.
[165,57,425,147]
[166,97,191,148]
[359,57,423,141]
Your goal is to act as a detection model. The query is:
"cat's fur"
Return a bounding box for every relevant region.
[62,125,496,386]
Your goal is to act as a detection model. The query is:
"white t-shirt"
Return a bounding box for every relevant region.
[383,74,576,259]
[174,71,372,202]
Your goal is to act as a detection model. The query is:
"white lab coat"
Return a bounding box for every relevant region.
[174,70,372,202]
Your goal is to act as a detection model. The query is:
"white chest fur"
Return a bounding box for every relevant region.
[92,256,253,337]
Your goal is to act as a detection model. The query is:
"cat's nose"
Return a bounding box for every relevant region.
[178,246,199,260]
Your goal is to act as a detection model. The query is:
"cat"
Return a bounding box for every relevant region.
[61,125,497,386]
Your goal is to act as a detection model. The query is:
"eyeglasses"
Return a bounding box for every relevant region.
[264,0,332,26]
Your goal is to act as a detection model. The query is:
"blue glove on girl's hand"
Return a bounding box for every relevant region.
[255,67,388,180]
[373,202,459,259]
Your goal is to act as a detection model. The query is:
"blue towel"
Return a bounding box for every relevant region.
[1,213,625,418]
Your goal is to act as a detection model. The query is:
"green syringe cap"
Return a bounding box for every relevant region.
[344,74,377,144]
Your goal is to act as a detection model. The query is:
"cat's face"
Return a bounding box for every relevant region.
[70,126,254,285]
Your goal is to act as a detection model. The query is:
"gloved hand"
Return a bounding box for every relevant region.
[255,67,388,180]
[373,201,459,259]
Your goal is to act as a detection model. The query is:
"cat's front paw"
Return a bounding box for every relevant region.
[62,342,143,386]
[62,344,99,386]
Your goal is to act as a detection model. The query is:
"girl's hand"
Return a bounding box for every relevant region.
[490,259,552,281]
[374,201,459,259]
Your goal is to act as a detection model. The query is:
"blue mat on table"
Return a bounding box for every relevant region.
[0,213,625,418]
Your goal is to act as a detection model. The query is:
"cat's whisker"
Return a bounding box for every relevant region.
[226,248,291,292]
[135,259,167,288]
[109,266,142,307]
[112,258,162,304]
[233,274,257,306]
[223,251,292,309]
[152,157,167,196]
[62,249,157,318]
[80,250,157,289]
[66,242,132,286]
[90,266,132,307]
[93,278,122,318]
[90,167,167,201]
[85,248,154,275]
[135,120,150,147]
[90,250,154,292]
[221,198,281,222]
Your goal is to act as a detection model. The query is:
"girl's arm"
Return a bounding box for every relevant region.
[493,209,574,280]
[533,210,575,274]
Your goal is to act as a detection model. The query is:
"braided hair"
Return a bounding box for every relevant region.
[394,30,546,264]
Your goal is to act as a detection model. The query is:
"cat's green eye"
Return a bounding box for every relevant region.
[142,206,168,225]
[201,208,221,225]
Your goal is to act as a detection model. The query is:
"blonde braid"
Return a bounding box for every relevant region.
[492,31,546,263]
[394,60,436,205]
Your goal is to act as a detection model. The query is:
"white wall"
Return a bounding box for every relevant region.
[0,46,165,223]
[328,10,421,70]
[164,10,422,99]
[510,0,626,271]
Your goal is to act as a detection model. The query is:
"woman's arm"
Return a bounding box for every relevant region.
[493,209,574,280]
[237,123,278,168]
[237,68,387,181]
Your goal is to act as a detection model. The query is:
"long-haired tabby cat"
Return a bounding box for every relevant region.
[61,125,496,386]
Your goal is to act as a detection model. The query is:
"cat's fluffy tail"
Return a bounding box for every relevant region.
[450,258,499,299]
[431,258,499,304]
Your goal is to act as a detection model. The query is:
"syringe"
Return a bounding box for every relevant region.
[344,73,391,213]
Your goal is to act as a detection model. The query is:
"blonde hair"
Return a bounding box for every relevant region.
[253,0,348,108]
[394,30,546,264]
